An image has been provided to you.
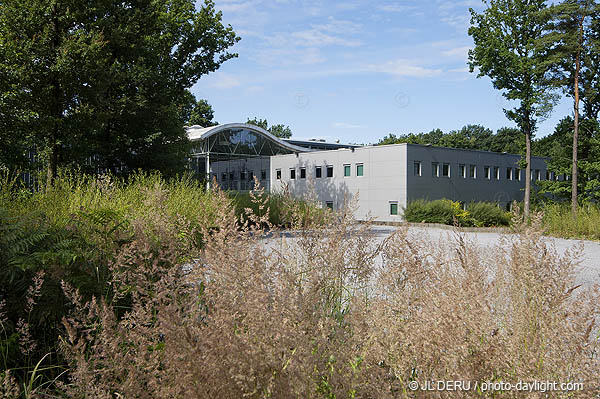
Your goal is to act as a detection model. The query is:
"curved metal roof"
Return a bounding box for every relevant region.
[186,123,308,153]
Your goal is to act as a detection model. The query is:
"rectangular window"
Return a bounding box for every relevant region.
[535,169,541,181]
[230,172,235,181]
[315,166,322,178]
[459,164,466,178]
[300,167,306,179]
[506,167,513,180]
[326,201,334,210]
[248,172,253,181]
[469,164,476,179]
[494,166,500,180]
[545,170,550,180]
[276,169,281,180]
[326,165,333,178]
[432,162,439,177]
[414,161,421,176]
[261,170,266,180]
[344,164,351,177]
[356,163,364,177]
[390,201,399,216]
[240,171,246,181]
[484,166,491,179]
[515,168,521,181]
[289,168,295,180]
[442,163,450,177]
[222,172,227,181]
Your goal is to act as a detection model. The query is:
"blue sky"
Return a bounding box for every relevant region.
[191,0,573,144]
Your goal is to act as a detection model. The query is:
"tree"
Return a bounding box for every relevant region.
[246,117,292,139]
[539,0,599,214]
[469,0,558,218]
[0,0,239,183]
[181,90,218,127]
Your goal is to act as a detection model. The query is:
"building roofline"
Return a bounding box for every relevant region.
[186,123,309,153]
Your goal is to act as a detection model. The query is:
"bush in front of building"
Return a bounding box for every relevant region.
[403,199,510,227]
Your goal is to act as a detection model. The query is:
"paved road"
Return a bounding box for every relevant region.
[266,225,600,286]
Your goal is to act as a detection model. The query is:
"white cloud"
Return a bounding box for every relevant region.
[371,59,443,78]
[332,122,365,129]
[442,46,471,58]
[377,4,417,13]
[209,73,242,89]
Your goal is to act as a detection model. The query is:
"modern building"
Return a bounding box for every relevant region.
[188,123,553,222]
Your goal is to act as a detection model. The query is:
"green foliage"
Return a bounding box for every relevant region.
[181,90,218,127]
[246,117,293,139]
[377,125,525,155]
[0,0,239,179]
[541,202,600,239]
[0,171,222,384]
[403,199,511,227]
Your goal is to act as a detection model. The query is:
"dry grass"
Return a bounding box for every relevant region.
[7,182,598,398]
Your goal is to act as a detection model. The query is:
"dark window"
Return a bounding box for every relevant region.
[290,168,295,180]
[442,163,450,177]
[230,172,235,180]
[484,166,490,179]
[515,168,521,181]
[414,161,421,176]
[326,165,333,178]
[432,162,439,177]
[300,167,306,179]
[315,166,322,178]
[276,169,281,180]
[459,164,466,178]
[494,166,500,180]
[240,171,246,181]
[506,168,512,180]
[469,165,476,178]
[222,172,227,181]
[326,201,334,210]
[390,202,398,216]
[261,170,266,180]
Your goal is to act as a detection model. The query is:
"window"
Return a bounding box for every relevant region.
[326,201,334,210]
[356,163,364,177]
[315,166,322,178]
[289,168,295,180]
[248,172,253,181]
[300,167,306,179]
[459,164,466,178]
[494,166,500,180]
[545,170,550,180]
[240,171,246,181]
[506,167,513,180]
[469,164,476,179]
[222,172,227,181]
[326,165,334,178]
[432,162,439,177]
[276,169,281,180]
[442,163,450,177]
[230,172,235,181]
[515,168,521,181]
[414,161,421,176]
[390,201,399,216]
[344,164,351,177]
[484,166,491,179]
[261,170,267,180]
[535,169,541,181]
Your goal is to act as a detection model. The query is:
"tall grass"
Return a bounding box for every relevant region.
[542,202,600,240]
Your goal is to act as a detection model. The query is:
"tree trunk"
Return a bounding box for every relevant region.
[46,6,61,191]
[524,130,531,219]
[572,13,584,216]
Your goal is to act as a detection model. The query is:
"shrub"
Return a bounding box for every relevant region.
[403,199,474,226]
[466,201,511,227]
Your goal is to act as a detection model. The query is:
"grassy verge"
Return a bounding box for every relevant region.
[541,202,600,240]
[403,199,511,227]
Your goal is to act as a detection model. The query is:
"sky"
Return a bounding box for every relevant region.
[191,0,574,144]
